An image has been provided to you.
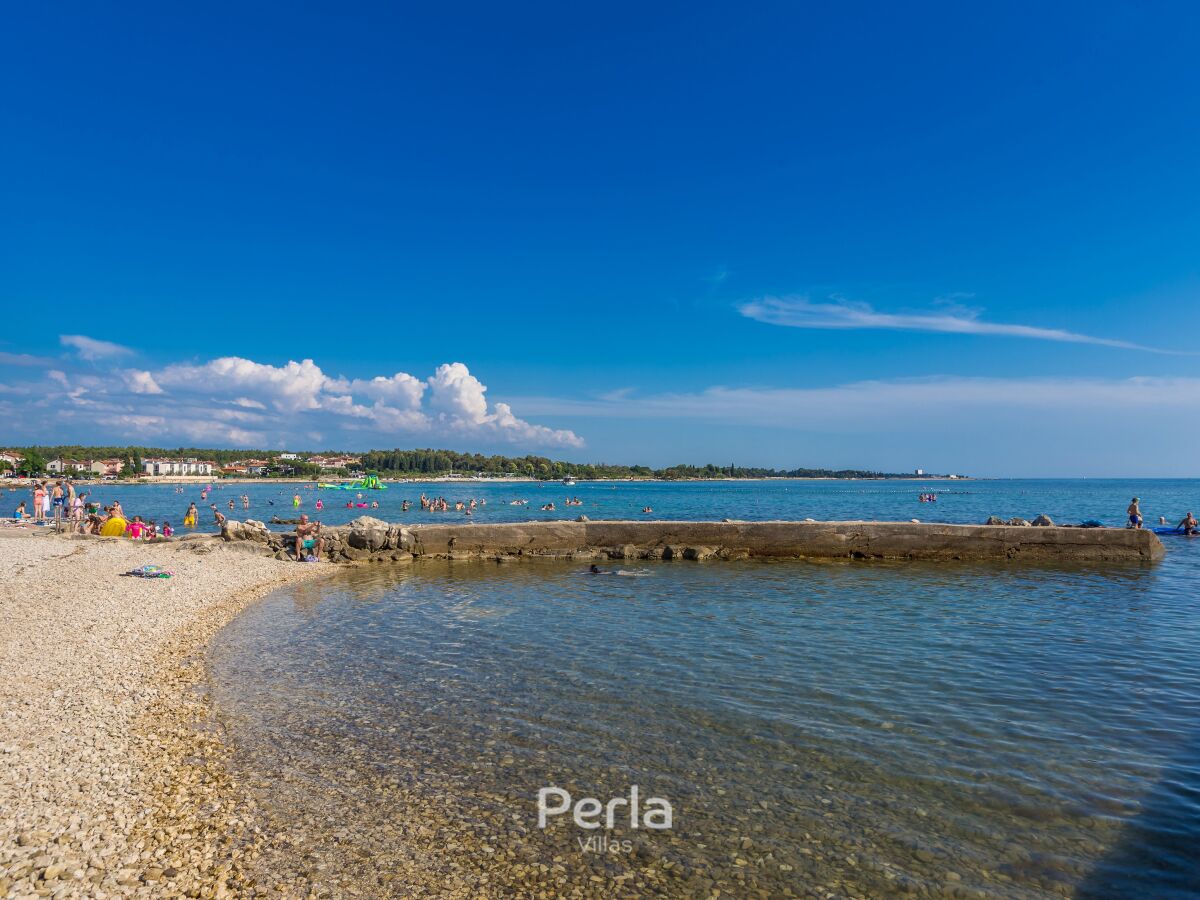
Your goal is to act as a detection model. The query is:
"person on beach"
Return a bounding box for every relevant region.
[33,482,45,523]
[14,501,28,520]
[183,502,198,528]
[1128,498,1143,529]
[211,505,226,528]
[162,521,174,537]
[295,514,323,561]
[1177,512,1199,535]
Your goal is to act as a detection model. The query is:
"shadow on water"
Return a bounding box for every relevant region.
[1077,725,1200,899]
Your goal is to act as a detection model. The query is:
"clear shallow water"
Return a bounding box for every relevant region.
[207,481,1200,898]
[15,476,1200,530]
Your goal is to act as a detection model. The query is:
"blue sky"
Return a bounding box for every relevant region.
[2,1,1199,475]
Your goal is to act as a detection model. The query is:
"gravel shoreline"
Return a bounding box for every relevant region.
[0,530,326,898]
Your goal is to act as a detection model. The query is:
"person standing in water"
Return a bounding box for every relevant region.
[1127,497,1143,529]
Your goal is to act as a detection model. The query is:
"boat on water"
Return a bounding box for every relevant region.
[562,478,576,486]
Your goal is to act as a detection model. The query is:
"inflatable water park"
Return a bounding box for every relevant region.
[318,474,388,490]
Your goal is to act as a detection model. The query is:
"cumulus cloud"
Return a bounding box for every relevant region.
[739,296,1178,353]
[60,334,135,360]
[12,354,582,450]
[429,363,490,423]
[159,357,327,413]
[124,370,163,394]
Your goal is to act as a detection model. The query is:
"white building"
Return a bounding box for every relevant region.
[142,458,215,477]
[278,453,299,460]
[47,458,93,474]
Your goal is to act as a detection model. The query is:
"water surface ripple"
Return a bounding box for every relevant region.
[208,481,1200,898]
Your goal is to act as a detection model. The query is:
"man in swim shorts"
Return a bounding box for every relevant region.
[1178,512,1198,535]
[295,514,324,561]
[1127,497,1143,529]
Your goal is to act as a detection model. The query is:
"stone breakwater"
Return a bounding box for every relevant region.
[224,517,1165,563]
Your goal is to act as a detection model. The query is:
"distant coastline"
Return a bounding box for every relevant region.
[3,474,973,487]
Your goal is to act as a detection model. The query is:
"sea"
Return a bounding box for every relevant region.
[39,478,1200,897]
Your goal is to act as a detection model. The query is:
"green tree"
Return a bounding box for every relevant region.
[19,450,47,475]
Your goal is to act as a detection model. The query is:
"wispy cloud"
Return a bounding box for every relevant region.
[60,334,135,361]
[512,374,1200,425]
[738,295,1178,353]
[0,351,54,367]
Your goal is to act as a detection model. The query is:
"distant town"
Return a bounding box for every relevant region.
[0,446,966,482]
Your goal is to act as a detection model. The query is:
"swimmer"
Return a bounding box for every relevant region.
[1178,511,1199,535]
[642,506,653,514]
[588,564,611,575]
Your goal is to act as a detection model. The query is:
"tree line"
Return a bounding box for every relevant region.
[3,445,933,480]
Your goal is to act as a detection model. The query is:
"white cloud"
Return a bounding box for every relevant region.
[0,351,54,367]
[738,295,1177,353]
[60,334,135,360]
[512,374,1200,427]
[428,362,490,423]
[124,370,163,394]
[159,357,327,413]
[13,355,582,450]
[330,372,426,408]
[427,363,583,447]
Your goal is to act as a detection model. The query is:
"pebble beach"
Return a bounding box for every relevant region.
[0,530,325,898]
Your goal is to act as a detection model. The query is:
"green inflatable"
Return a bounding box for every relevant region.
[318,474,388,490]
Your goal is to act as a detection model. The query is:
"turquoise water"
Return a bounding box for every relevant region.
[206,480,1200,897]
[14,476,1200,530]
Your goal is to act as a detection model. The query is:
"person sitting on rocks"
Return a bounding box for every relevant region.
[295,514,323,561]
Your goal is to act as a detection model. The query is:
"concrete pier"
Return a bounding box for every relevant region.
[224,518,1166,564]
